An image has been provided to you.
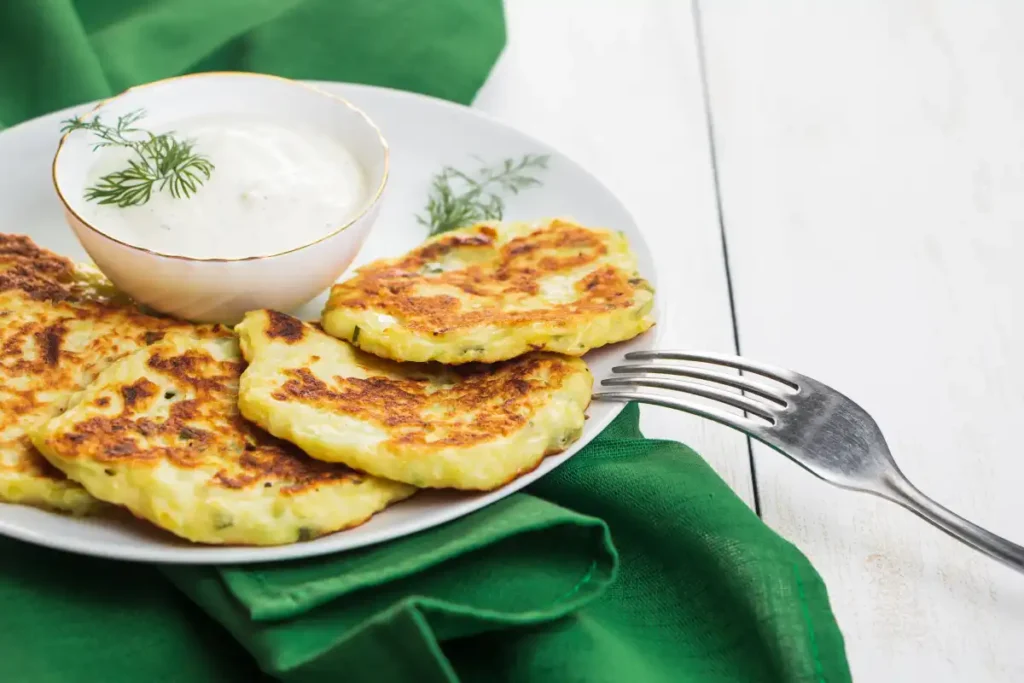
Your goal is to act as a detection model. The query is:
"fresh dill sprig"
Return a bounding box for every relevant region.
[60,109,214,208]
[417,154,550,236]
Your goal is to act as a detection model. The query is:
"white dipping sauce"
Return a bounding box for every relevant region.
[79,116,368,259]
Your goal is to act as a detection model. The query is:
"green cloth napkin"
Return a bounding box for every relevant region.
[1,407,850,682]
[159,405,852,683]
[164,496,616,682]
[0,0,505,127]
[0,2,851,681]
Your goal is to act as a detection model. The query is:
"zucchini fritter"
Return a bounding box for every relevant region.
[236,309,593,490]
[0,234,198,515]
[321,218,654,363]
[31,330,414,545]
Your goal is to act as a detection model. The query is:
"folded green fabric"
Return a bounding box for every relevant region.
[164,496,616,682]
[0,1,851,681]
[0,407,850,682]
[0,537,267,683]
[0,0,505,127]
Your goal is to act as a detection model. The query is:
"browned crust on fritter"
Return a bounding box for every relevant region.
[48,336,366,495]
[326,220,648,335]
[264,310,307,343]
[0,233,208,485]
[262,314,582,449]
[0,234,78,300]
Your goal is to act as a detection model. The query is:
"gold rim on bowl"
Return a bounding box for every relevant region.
[51,71,390,263]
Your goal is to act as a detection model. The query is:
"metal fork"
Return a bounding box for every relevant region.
[593,350,1024,574]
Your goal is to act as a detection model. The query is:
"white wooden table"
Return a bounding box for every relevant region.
[476,2,1024,680]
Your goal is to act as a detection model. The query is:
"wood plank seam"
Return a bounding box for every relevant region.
[691,0,762,517]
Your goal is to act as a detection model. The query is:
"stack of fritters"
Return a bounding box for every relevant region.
[0,234,199,515]
[33,330,413,544]
[1,235,410,543]
[239,218,653,491]
[7,217,653,546]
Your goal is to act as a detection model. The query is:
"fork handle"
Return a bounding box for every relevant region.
[884,473,1024,574]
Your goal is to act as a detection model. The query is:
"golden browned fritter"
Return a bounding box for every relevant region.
[0,234,200,515]
[32,331,413,544]
[321,218,655,363]
[237,309,593,490]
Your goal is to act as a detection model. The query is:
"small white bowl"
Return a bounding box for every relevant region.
[52,72,388,324]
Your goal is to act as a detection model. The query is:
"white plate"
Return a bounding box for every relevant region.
[0,82,661,564]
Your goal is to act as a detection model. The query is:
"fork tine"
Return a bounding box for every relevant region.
[611,363,790,404]
[624,350,800,388]
[593,389,769,437]
[602,376,777,421]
